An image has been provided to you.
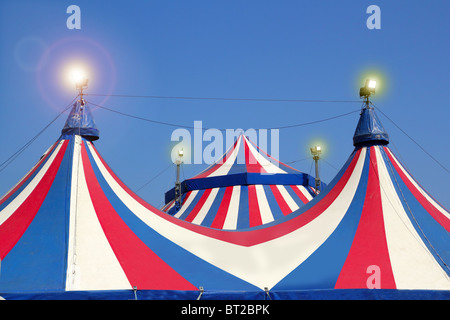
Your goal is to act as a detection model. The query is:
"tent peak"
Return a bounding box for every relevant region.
[353,105,389,147]
[61,99,100,141]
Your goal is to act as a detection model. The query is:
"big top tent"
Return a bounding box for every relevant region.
[0,96,448,300]
[162,134,322,230]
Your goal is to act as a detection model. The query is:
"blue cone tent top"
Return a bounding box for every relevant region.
[61,100,99,141]
[0,99,449,300]
[162,135,322,229]
[353,105,389,147]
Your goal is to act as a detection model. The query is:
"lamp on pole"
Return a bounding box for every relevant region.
[174,149,184,210]
[359,79,377,108]
[70,68,89,106]
[310,145,321,194]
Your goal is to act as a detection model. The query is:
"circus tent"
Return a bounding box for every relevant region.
[0,98,448,300]
[162,135,322,229]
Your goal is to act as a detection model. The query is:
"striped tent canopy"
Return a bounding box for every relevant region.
[0,100,448,300]
[162,135,322,229]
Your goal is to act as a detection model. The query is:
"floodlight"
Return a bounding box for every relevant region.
[310,145,322,194]
[360,79,376,99]
[70,68,88,90]
[310,146,321,156]
[178,149,184,157]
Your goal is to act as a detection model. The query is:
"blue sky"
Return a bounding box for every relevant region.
[1,0,449,209]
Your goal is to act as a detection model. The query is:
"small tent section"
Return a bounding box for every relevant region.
[0,99,449,300]
[268,106,450,296]
[162,135,321,229]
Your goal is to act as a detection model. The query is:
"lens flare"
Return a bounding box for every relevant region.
[69,68,87,84]
[64,63,90,90]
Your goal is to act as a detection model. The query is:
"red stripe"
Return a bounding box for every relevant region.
[335,147,396,289]
[161,200,173,211]
[192,138,240,179]
[0,141,59,207]
[248,185,262,227]
[270,185,291,215]
[290,185,309,204]
[244,137,266,173]
[248,138,299,172]
[184,189,212,223]
[210,186,233,229]
[81,142,196,290]
[385,147,450,232]
[88,141,363,246]
[0,141,68,260]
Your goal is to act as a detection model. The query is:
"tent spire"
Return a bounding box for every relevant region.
[353,79,389,147]
[61,75,99,141]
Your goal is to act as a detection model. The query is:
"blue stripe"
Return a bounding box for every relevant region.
[200,187,225,227]
[284,185,306,207]
[263,185,284,221]
[379,147,450,275]
[236,186,249,229]
[273,149,370,290]
[177,190,205,220]
[84,144,259,291]
[0,138,73,292]
[1,288,448,300]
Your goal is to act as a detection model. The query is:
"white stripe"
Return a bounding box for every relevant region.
[0,140,65,226]
[255,185,274,224]
[276,185,300,212]
[375,146,450,289]
[295,185,313,201]
[65,135,81,290]
[67,140,131,291]
[385,148,450,220]
[162,200,175,212]
[192,188,220,225]
[174,190,199,218]
[87,142,367,290]
[222,186,241,230]
[208,136,242,177]
[243,136,286,174]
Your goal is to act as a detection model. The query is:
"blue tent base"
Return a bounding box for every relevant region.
[1,289,449,300]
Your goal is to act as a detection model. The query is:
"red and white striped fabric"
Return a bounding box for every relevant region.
[162,135,317,229]
[0,101,448,299]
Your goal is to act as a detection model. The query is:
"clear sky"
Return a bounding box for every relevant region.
[1,0,449,209]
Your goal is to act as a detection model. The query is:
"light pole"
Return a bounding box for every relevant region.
[310,146,321,194]
[174,149,184,210]
[71,68,89,106]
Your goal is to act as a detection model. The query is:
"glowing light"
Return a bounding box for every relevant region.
[68,66,88,90]
[310,145,322,157]
[62,62,91,92]
[70,68,86,84]
[355,67,389,99]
